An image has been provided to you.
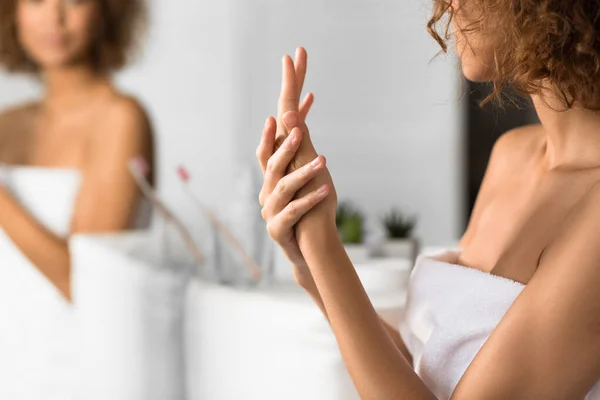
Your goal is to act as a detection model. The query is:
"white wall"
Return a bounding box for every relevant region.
[0,0,464,246]
[231,0,465,245]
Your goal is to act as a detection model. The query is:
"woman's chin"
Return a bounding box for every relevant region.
[461,63,494,83]
[28,53,83,72]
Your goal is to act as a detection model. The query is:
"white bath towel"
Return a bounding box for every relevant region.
[398,250,600,399]
[0,167,80,400]
[0,166,156,399]
[70,232,189,400]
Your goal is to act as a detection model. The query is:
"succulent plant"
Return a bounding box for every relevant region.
[336,202,365,244]
[381,208,417,239]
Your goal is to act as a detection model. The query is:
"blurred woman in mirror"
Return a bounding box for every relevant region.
[0,0,153,299]
[0,0,152,397]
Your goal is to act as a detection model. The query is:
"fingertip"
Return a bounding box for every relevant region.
[291,126,303,138]
[299,93,314,119]
[313,155,325,167]
[305,92,314,104]
[282,54,293,66]
[263,117,275,136]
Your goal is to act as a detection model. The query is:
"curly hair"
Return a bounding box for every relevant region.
[428,0,600,110]
[0,0,147,73]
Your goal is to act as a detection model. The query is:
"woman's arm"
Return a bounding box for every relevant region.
[294,263,413,366]
[70,98,153,233]
[269,48,413,365]
[301,222,434,399]
[0,188,72,296]
[273,54,428,397]
[0,98,152,300]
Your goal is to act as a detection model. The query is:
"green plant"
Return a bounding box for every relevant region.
[336,202,365,244]
[381,208,417,239]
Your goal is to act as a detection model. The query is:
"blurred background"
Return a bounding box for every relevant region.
[0,0,523,246]
[0,0,537,246]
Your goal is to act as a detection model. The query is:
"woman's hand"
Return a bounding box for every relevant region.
[257,47,340,285]
[274,48,339,225]
[257,115,331,272]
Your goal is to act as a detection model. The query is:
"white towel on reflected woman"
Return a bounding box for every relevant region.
[0,166,152,400]
[398,251,600,400]
[0,167,80,400]
[70,232,188,400]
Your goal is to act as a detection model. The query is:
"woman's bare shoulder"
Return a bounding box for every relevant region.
[87,92,154,172]
[91,92,152,146]
[103,93,151,130]
[487,124,544,173]
[0,102,40,130]
[0,102,40,162]
[459,124,544,247]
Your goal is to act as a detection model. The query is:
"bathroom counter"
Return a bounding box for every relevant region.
[185,278,407,400]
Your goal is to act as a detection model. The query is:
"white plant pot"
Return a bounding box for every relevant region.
[343,243,370,265]
[378,238,419,263]
[354,258,412,297]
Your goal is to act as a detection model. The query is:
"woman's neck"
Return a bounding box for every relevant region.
[42,65,111,111]
[532,89,600,171]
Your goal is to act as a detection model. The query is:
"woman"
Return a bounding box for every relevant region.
[0,0,153,299]
[0,0,152,397]
[256,0,600,398]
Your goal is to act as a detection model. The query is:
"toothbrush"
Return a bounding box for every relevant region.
[176,165,263,282]
[128,157,205,267]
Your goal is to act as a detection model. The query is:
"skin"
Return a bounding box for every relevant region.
[257,7,600,400]
[0,0,153,300]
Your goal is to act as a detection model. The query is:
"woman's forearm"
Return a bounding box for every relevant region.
[0,188,71,299]
[295,214,432,399]
[296,265,414,365]
[294,266,330,318]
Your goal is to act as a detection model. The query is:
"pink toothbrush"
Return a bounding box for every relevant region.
[128,156,205,266]
[176,165,263,282]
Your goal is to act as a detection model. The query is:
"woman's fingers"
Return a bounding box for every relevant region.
[275,55,298,149]
[259,127,303,206]
[274,49,311,153]
[294,47,308,104]
[258,48,314,207]
[278,55,299,119]
[266,155,326,214]
[256,116,277,174]
[276,55,300,147]
[274,93,312,154]
[266,184,331,241]
[299,93,314,122]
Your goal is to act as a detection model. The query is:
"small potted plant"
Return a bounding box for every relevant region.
[336,201,370,264]
[378,208,419,263]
